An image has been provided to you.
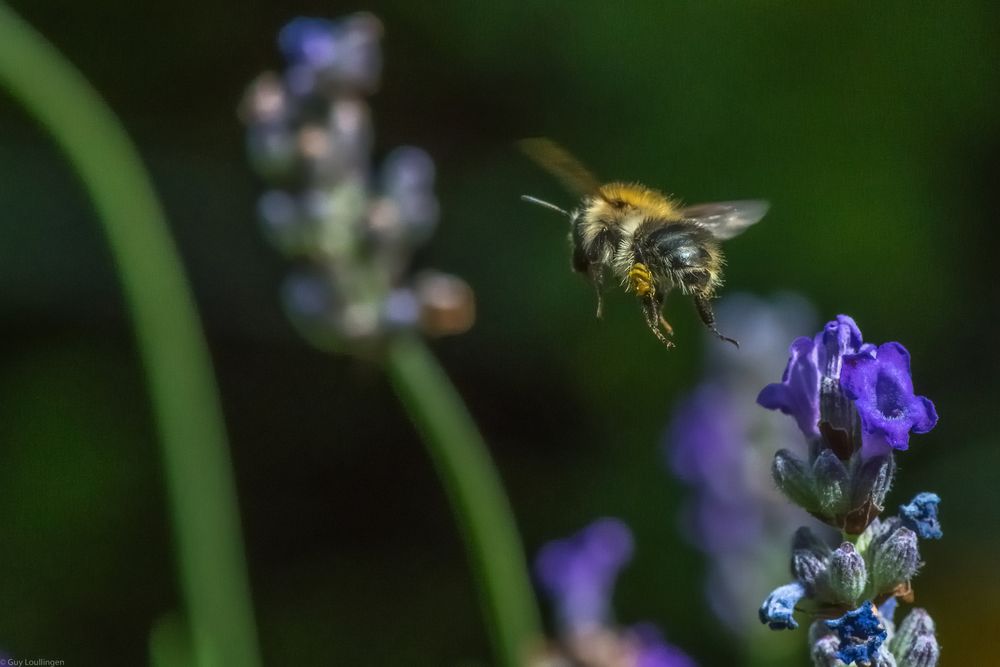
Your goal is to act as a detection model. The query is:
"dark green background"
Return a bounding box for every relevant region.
[0,1,996,664]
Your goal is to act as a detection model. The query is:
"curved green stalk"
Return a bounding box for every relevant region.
[386,335,542,667]
[0,7,261,667]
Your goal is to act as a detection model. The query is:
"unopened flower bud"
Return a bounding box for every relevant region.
[812,449,850,516]
[890,608,936,659]
[792,548,828,592]
[852,454,896,511]
[898,632,939,667]
[859,516,902,557]
[790,527,832,596]
[872,645,900,667]
[809,622,842,667]
[773,449,817,511]
[828,542,868,605]
[871,527,920,591]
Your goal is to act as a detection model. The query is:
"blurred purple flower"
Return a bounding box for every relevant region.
[535,518,634,633]
[631,624,697,667]
[279,18,338,68]
[667,293,824,639]
[279,14,382,93]
[841,342,938,455]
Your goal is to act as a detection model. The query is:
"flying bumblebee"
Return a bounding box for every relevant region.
[519,138,767,349]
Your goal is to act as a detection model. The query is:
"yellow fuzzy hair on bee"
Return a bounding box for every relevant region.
[595,182,681,220]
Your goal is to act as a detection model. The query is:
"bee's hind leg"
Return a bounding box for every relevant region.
[694,294,739,348]
[588,264,606,319]
[642,296,675,348]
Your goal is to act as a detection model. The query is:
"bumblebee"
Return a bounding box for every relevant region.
[519,138,767,349]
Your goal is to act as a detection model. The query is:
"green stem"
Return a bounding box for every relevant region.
[386,335,542,667]
[0,7,261,667]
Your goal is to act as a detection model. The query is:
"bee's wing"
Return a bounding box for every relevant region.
[680,200,769,240]
[518,138,602,195]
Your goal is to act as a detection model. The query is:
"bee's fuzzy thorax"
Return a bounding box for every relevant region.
[596,182,680,220]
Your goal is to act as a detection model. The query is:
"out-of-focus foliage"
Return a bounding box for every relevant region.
[0,1,997,665]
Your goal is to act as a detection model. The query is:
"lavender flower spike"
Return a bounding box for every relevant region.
[535,518,634,633]
[840,342,938,454]
[759,581,806,630]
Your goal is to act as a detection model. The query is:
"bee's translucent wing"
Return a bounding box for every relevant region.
[518,138,602,195]
[680,200,769,240]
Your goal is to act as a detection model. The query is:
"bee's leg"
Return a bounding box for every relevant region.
[642,295,675,348]
[658,314,674,337]
[694,294,739,348]
[588,264,606,319]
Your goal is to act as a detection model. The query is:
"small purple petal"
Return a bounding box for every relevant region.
[816,315,864,380]
[841,342,938,451]
[757,336,820,437]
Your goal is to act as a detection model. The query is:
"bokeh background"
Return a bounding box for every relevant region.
[1,1,998,664]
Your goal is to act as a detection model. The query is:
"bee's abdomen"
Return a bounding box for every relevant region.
[628,262,654,297]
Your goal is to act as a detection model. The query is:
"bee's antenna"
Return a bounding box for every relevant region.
[520,195,570,217]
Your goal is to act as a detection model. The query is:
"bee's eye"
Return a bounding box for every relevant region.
[611,199,626,209]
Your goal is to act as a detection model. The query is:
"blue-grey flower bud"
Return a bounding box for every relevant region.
[773,449,818,511]
[858,516,902,559]
[809,621,842,667]
[792,548,828,592]
[791,527,831,590]
[871,526,920,592]
[898,632,940,667]
[873,644,900,667]
[853,454,896,510]
[828,542,868,605]
[813,449,850,516]
[793,525,832,556]
[890,608,936,659]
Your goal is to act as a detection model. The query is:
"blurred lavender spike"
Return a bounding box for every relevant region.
[667,293,828,639]
[240,14,474,351]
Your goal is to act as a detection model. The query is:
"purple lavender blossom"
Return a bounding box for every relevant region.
[535,518,634,633]
[825,602,887,666]
[756,336,821,437]
[840,342,938,455]
[757,315,873,439]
